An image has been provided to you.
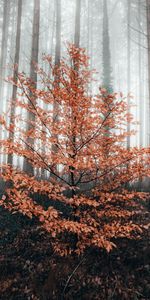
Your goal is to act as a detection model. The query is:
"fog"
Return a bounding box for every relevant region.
[0,0,149,164]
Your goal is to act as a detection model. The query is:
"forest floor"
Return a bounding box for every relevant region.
[0,205,150,300]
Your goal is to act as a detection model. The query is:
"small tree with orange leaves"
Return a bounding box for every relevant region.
[0,44,149,255]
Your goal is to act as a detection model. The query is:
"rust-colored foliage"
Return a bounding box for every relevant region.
[0,44,149,255]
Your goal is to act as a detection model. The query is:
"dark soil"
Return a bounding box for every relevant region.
[0,206,149,300]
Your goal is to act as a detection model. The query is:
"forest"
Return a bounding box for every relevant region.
[0,0,150,299]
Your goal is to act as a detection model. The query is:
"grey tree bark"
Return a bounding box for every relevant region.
[55,0,61,66]
[146,0,150,145]
[51,0,61,178]
[0,0,11,167]
[74,0,81,47]
[69,0,81,197]
[23,0,40,174]
[0,0,10,103]
[102,0,113,92]
[138,0,143,147]
[7,0,23,165]
[127,0,131,149]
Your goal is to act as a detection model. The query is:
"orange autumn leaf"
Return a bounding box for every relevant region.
[0,44,149,256]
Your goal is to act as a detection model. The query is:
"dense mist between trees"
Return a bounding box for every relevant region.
[0,1,150,299]
[0,0,149,149]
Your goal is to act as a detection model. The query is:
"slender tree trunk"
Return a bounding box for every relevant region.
[7,0,23,165]
[127,0,131,149]
[30,0,40,87]
[101,0,113,162]
[41,1,56,180]
[102,0,113,92]
[0,0,10,103]
[87,0,90,55]
[6,3,16,102]
[138,0,144,190]
[69,0,81,197]
[138,0,143,148]
[146,0,150,145]
[55,0,61,66]
[51,0,61,178]
[90,1,94,93]
[50,8,55,73]
[0,0,11,167]
[23,0,40,174]
[74,0,81,47]
[87,0,93,94]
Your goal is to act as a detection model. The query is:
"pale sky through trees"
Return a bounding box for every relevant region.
[0,0,149,149]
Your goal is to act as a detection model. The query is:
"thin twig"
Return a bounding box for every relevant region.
[61,254,87,299]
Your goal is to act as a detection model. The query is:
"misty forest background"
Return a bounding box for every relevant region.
[0,1,150,300]
[0,0,150,170]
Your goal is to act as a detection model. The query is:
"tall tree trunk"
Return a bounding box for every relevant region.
[102,0,113,162]
[51,0,61,178]
[74,0,81,47]
[87,0,93,93]
[23,0,40,174]
[0,0,11,167]
[127,0,131,149]
[102,0,113,93]
[7,0,23,165]
[68,0,81,197]
[87,0,90,55]
[0,0,10,104]
[146,0,150,145]
[55,0,61,66]
[138,0,143,147]
[90,1,94,93]
[5,3,16,103]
